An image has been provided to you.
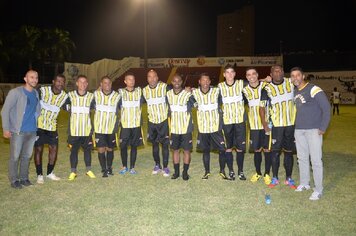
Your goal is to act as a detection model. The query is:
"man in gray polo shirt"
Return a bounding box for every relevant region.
[291,67,330,200]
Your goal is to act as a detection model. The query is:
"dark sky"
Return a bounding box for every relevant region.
[1,0,355,63]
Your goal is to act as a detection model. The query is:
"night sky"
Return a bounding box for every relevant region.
[1,0,355,63]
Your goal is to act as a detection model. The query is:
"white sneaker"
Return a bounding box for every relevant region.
[37,175,44,184]
[295,184,311,192]
[309,191,322,200]
[47,172,61,181]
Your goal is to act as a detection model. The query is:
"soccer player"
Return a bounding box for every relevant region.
[243,67,272,185]
[291,67,330,200]
[330,87,341,115]
[1,70,40,189]
[65,75,96,180]
[142,70,170,177]
[34,74,68,184]
[93,76,121,177]
[259,65,297,189]
[218,65,247,180]
[118,72,144,175]
[192,73,226,180]
[166,74,194,180]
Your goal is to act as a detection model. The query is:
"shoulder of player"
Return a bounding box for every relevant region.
[309,84,323,98]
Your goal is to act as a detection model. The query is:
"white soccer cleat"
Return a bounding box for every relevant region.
[47,172,61,181]
[37,175,44,184]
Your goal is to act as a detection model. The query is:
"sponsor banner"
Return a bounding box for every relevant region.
[305,70,356,104]
[140,56,283,68]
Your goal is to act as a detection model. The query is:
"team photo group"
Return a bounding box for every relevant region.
[1,64,331,201]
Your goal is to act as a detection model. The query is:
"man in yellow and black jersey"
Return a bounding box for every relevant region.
[64,75,96,180]
[192,73,226,180]
[117,72,144,175]
[166,74,195,181]
[34,74,68,184]
[218,65,248,181]
[243,67,272,185]
[142,70,171,177]
[93,76,121,177]
[259,65,297,189]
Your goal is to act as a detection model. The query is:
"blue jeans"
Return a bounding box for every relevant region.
[8,132,37,183]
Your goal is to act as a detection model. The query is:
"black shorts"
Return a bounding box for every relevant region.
[34,128,59,147]
[249,129,271,151]
[197,131,226,152]
[170,133,193,151]
[120,127,144,147]
[222,123,246,151]
[67,136,93,150]
[147,120,169,145]
[95,133,117,148]
[271,125,295,152]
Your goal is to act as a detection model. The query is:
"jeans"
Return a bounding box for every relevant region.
[8,132,37,183]
[295,129,323,194]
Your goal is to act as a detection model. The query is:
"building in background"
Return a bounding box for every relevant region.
[217,5,255,56]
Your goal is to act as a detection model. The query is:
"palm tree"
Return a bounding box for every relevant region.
[0,34,10,83]
[42,28,76,75]
[14,25,42,69]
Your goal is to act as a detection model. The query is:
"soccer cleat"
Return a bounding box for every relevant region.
[152,165,162,175]
[47,172,61,181]
[229,171,236,181]
[268,177,280,188]
[86,170,96,179]
[202,172,211,180]
[11,181,23,189]
[250,173,262,183]
[129,168,137,175]
[182,172,189,181]
[238,172,247,181]
[68,172,77,181]
[37,175,44,184]
[107,168,114,176]
[171,173,179,179]
[295,184,311,192]
[102,171,108,178]
[284,178,297,189]
[20,180,33,187]
[263,174,272,185]
[309,191,322,200]
[163,167,170,177]
[219,171,230,180]
[119,167,129,175]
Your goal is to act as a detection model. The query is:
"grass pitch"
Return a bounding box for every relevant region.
[0,105,355,235]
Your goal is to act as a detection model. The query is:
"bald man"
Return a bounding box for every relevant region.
[1,70,41,189]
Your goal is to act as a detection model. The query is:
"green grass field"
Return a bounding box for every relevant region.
[0,105,356,235]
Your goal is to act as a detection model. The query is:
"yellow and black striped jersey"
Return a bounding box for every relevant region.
[243,82,268,130]
[67,90,94,136]
[142,82,168,124]
[118,87,142,128]
[93,90,120,134]
[192,87,221,133]
[260,78,296,127]
[166,89,193,135]
[218,80,245,124]
[37,86,68,131]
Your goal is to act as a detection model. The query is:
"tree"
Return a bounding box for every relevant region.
[0,34,10,82]
[13,25,42,69]
[42,28,76,75]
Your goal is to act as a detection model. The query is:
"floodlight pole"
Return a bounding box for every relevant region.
[143,0,148,68]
